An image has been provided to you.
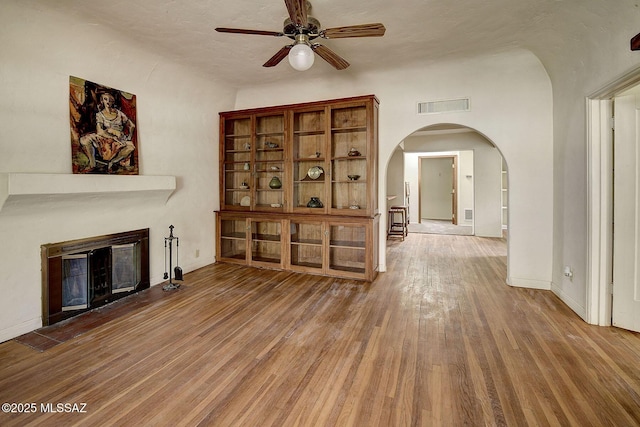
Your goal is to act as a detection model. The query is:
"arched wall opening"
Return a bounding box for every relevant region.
[382,123,509,280]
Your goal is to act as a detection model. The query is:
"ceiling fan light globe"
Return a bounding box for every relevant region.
[288,43,315,71]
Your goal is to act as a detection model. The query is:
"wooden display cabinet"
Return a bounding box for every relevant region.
[289,219,324,274]
[250,218,284,268]
[217,213,285,269]
[221,112,287,211]
[217,95,380,281]
[218,214,248,262]
[217,212,379,282]
[291,106,328,214]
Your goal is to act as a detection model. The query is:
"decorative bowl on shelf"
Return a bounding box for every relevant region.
[270,203,282,208]
[348,147,361,157]
[265,141,279,148]
[307,166,324,180]
[347,174,360,181]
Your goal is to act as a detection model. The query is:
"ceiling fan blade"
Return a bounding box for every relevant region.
[284,0,308,27]
[263,45,293,67]
[312,44,350,70]
[215,27,284,37]
[632,32,640,50]
[320,23,386,39]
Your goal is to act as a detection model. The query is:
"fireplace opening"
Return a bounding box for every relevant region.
[42,229,149,326]
[90,247,111,305]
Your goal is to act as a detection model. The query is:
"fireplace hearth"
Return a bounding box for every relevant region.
[42,229,149,326]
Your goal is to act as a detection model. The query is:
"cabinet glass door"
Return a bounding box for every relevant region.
[250,220,282,266]
[255,114,285,210]
[219,217,248,261]
[292,108,328,212]
[328,223,366,276]
[222,117,252,208]
[330,106,368,214]
[290,221,324,272]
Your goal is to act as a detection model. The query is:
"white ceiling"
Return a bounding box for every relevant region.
[35,0,635,88]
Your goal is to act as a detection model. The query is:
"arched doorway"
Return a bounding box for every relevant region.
[385,124,507,238]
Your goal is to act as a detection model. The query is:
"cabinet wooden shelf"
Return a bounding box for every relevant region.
[217,95,379,281]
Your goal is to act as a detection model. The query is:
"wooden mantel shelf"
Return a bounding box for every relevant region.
[0,173,176,211]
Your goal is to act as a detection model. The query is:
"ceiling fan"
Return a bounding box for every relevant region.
[215,0,386,71]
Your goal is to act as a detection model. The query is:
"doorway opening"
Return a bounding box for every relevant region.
[588,66,640,330]
[386,124,506,238]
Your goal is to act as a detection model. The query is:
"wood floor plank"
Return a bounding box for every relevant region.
[2,233,640,426]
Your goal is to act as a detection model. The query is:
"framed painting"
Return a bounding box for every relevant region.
[69,76,139,174]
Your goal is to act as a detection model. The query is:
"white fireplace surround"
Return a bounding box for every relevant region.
[0,173,176,210]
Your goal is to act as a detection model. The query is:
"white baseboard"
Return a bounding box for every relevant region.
[551,281,587,321]
[507,276,551,290]
[0,317,42,344]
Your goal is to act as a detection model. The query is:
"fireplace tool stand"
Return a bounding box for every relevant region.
[163,225,183,291]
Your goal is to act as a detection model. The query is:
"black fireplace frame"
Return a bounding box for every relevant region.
[41,229,150,326]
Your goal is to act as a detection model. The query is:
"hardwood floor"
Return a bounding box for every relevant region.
[1,233,640,426]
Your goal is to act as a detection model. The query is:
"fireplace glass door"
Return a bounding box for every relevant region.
[112,243,140,293]
[62,254,89,311]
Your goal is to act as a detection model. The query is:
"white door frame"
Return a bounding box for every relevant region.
[587,67,640,326]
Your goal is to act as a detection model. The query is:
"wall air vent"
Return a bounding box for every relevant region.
[464,208,473,221]
[417,98,470,115]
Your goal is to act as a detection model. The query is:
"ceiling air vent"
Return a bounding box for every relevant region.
[417,97,470,115]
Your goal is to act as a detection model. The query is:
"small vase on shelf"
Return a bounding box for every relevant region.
[307,197,323,208]
[269,176,282,189]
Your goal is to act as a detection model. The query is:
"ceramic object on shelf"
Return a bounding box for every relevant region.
[244,162,250,171]
[307,166,324,180]
[265,141,279,149]
[348,147,361,157]
[347,174,360,181]
[269,176,282,189]
[307,197,323,208]
[240,181,249,189]
[240,196,250,206]
[270,203,282,208]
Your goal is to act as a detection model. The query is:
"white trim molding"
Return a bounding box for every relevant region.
[586,98,614,326]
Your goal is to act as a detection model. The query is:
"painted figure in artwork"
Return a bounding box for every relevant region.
[80,92,136,172]
[69,76,139,175]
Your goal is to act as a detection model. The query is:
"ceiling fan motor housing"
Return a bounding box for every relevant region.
[283,16,321,39]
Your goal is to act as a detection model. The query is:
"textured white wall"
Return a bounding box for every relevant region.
[0,2,236,341]
[385,147,405,212]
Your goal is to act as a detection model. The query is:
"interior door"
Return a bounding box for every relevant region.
[612,93,640,332]
[419,156,455,222]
